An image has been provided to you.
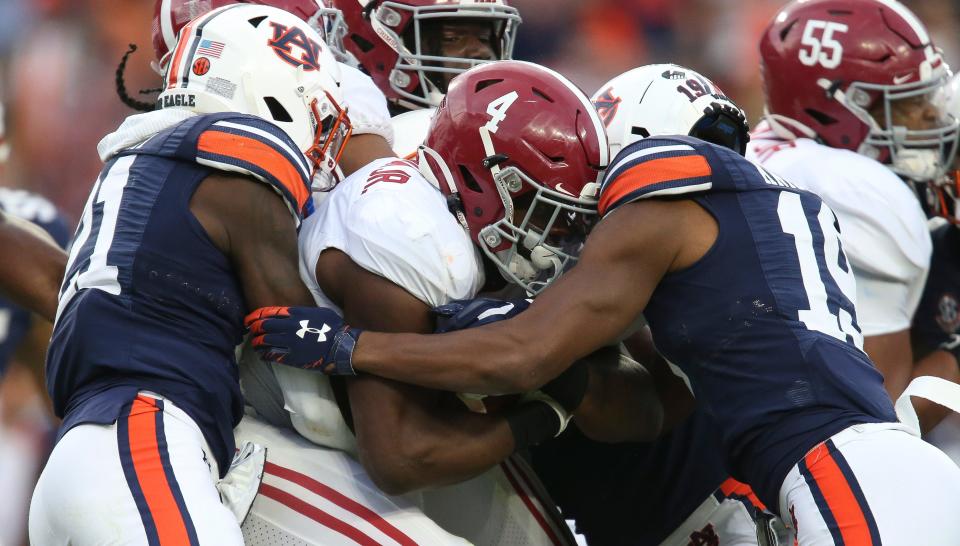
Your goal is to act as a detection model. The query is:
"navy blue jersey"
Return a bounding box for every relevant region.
[0,189,70,374]
[598,136,896,507]
[532,409,738,546]
[911,223,960,358]
[47,112,312,474]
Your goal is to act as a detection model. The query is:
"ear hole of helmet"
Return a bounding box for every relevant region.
[248,16,267,28]
[805,108,837,126]
[459,165,483,193]
[263,97,293,123]
[631,126,650,138]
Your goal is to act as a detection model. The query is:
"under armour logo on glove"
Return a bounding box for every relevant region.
[296,320,331,342]
[245,306,362,375]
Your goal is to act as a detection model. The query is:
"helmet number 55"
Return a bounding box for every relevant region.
[798,20,848,70]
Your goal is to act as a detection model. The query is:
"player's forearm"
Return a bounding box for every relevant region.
[353,322,554,394]
[0,214,66,321]
[357,406,515,494]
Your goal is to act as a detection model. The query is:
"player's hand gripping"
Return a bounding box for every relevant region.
[245,306,362,375]
[432,297,533,333]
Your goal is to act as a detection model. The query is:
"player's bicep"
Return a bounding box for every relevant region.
[193,174,314,309]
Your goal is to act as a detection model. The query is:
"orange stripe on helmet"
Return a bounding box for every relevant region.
[803,443,876,546]
[198,130,310,213]
[127,396,193,545]
[598,155,712,215]
[165,13,206,90]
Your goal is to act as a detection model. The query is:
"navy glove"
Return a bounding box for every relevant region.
[433,297,532,333]
[245,306,362,375]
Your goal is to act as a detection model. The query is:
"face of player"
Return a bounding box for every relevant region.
[511,191,593,247]
[869,93,943,133]
[418,19,499,91]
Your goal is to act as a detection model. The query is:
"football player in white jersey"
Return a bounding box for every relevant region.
[240,60,613,545]
[330,0,521,115]
[749,0,960,435]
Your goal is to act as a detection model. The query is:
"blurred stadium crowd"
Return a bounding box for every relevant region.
[0,0,957,223]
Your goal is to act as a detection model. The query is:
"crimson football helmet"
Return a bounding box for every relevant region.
[332,0,521,111]
[417,61,609,294]
[152,0,346,71]
[760,0,958,181]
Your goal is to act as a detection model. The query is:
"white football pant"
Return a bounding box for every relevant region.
[778,422,960,545]
[237,413,575,545]
[29,393,242,545]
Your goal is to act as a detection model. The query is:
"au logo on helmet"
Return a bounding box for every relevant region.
[268,22,323,71]
[592,87,622,128]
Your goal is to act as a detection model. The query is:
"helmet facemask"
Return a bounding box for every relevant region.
[303,85,353,191]
[370,1,521,108]
[833,68,960,182]
[477,166,596,295]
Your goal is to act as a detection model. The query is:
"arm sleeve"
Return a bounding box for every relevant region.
[338,63,394,146]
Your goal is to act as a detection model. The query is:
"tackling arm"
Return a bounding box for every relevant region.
[0,210,67,321]
[190,174,316,308]
[351,199,692,394]
[316,248,517,495]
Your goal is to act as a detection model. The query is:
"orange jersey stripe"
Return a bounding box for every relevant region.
[198,130,309,212]
[804,444,875,545]
[128,396,193,545]
[598,155,712,214]
[719,477,768,511]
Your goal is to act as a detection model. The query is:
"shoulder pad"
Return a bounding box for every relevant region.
[168,113,314,224]
[598,136,713,217]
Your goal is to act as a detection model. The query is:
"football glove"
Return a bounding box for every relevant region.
[245,306,361,375]
[433,297,532,333]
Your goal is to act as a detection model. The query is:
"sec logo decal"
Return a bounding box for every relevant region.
[193,57,211,76]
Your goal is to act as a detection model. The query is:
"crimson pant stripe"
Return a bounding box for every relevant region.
[258,483,381,545]
[263,462,417,546]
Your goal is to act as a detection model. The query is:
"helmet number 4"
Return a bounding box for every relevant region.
[798,20,848,70]
[484,91,519,134]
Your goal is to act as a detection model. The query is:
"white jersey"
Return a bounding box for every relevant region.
[391,107,435,158]
[277,157,484,452]
[747,127,931,336]
[339,63,394,146]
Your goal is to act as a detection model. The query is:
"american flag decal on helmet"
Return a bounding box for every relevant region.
[196,39,225,58]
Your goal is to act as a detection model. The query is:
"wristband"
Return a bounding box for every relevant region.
[327,327,363,375]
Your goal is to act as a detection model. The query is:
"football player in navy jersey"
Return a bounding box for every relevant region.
[28,5,352,545]
[250,71,960,546]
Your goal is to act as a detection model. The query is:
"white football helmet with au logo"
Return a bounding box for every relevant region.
[157,4,352,190]
[593,63,750,158]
